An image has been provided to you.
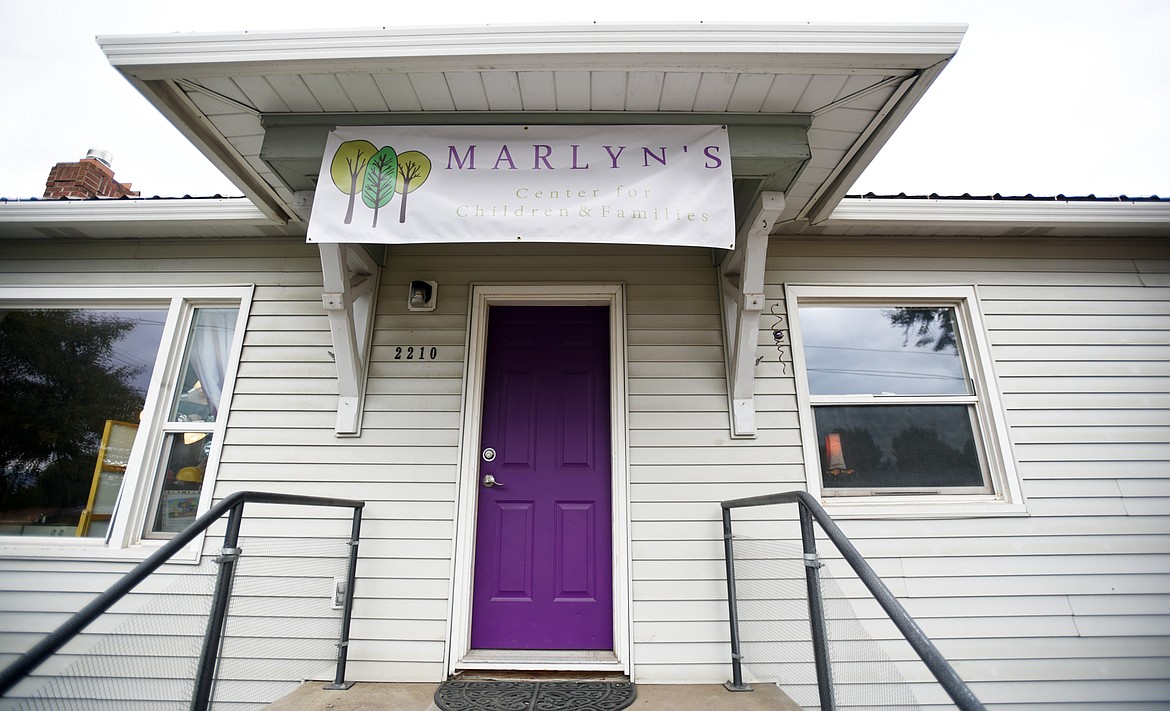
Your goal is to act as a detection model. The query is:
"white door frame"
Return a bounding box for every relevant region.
[446,283,631,674]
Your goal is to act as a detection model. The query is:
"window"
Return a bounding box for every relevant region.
[145,307,240,537]
[787,285,1023,515]
[0,288,250,548]
[0,308,166,538]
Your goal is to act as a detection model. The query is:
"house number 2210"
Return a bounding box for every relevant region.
[394,346,438,360]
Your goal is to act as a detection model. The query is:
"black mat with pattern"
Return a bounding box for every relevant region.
[434,679,637,711]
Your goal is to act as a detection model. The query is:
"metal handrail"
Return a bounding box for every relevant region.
[721,490,985,711]
[0,490,365,707]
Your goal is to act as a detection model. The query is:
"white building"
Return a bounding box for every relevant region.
[1,23,1168,709]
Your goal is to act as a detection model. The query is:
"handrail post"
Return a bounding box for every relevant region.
[0,491,366,703]
[800,501,837,711]
[721,506,752,692]
[325,506,363,690]
[719,490,985,710]
[190,500,246,711]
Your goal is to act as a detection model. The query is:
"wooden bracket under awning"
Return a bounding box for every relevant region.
[720,192,785,438]
[319,243,381,436]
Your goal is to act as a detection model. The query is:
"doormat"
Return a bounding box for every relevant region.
[434,679,637,711]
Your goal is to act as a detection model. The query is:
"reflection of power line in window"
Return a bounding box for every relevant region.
[808,367,964,381]
[805,344,957,357]
[107,344,159,371]
[106,351,156,371]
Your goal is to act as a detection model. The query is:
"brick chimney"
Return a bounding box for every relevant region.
[43,149,140,199]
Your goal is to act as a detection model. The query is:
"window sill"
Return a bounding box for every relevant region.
[817,495,1029,520]
[0,536,204,565]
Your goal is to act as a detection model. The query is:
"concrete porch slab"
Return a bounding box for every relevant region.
[264,681,804,710]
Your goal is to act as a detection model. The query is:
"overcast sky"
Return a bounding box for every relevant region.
[1,0,1167,200]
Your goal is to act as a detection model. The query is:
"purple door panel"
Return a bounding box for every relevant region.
[471,306,613,650]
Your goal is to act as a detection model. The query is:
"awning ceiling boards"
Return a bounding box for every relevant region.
[98,23,966,232]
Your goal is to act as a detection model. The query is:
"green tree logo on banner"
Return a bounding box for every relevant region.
[362,146,399,228]
[329,140,432,227]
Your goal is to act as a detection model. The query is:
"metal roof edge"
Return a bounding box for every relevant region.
[802,60,950,226]
[829,196,1170,225]
[99,22,967,73]
[0,196,268,224]
[131,78,296,223]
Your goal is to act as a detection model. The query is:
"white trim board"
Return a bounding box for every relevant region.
[784,283,1027,519]
[99,23,966,72]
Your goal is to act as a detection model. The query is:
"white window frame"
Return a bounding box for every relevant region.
[448,283,632,676]
[786,284,1026,518]
[0,285,253,560]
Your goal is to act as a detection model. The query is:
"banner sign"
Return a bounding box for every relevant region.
[306,125,735,249]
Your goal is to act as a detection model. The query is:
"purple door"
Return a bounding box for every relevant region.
[471,306,613,650]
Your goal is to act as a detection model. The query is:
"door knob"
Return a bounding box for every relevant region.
[482,474,503,488]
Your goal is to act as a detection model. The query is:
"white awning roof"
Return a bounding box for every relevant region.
[98,22,966,230]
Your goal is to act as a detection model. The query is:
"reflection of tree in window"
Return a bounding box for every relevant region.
[884,307,957,352]
[0,310,149,531]
[814,404,984,491]
[891,426,970,485]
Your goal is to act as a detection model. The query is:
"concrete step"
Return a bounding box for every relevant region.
[264,682,804,710]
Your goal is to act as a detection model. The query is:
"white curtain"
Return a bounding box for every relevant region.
[187,308,238,417]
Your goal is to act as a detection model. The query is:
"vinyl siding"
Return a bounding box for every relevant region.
[0,238,348,708]
[376,243,770,683]
[1,233,1168,709]
[761,236,1170,708]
